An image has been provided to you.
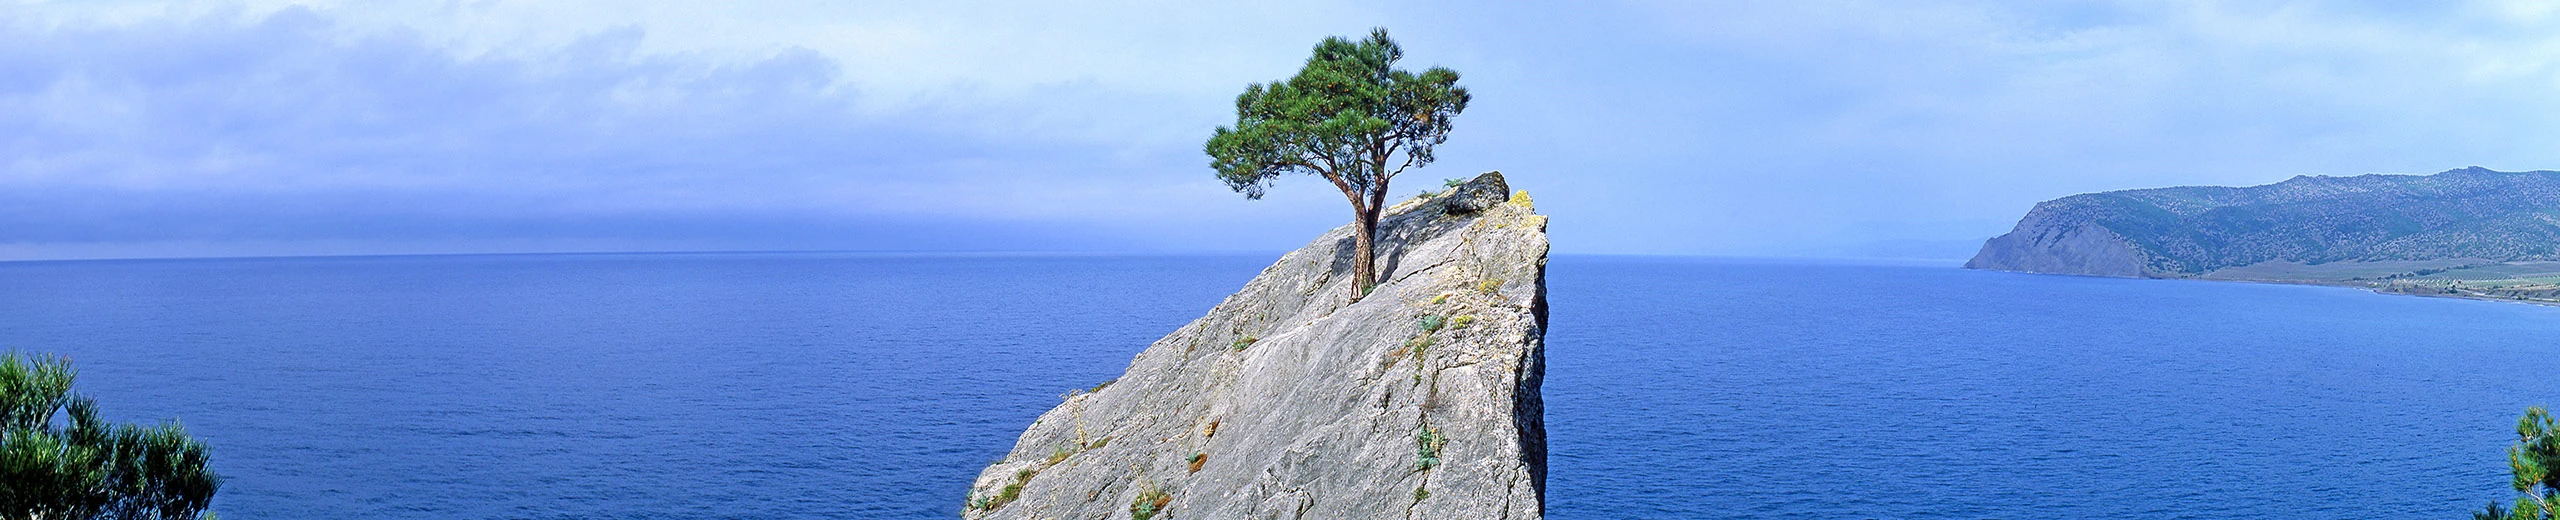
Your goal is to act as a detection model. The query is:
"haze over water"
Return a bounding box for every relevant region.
[0,253,2543,518]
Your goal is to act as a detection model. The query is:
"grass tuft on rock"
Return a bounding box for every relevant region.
[967,467,1038,512]
[1130,485,1173,520]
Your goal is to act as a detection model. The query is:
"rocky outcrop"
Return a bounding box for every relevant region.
[1968,167,2560,277]
[1965,221,2149,278]
[961,172,1549,520]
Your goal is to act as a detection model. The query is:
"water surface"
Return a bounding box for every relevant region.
[0,253,2547,518]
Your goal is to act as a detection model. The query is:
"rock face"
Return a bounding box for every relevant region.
[1965,222,2148,278]
[961,172,1549,520]
[1967,167,2560,277]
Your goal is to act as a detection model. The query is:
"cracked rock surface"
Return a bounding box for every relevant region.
[961,171,1549,520]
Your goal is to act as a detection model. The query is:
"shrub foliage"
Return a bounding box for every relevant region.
[0,352,220,520]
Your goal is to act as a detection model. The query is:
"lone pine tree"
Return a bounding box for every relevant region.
[1206,28,1470,296]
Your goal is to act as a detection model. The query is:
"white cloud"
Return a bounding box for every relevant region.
[8,0,2560,259]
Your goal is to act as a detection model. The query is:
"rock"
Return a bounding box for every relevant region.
[1964,220,2149,278]
[1439,172,1511,213]
[961,171,1550,520]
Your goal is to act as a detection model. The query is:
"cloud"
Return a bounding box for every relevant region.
[0,3,1361,258]
[6,1,2560,259]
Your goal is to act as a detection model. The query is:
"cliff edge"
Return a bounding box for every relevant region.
[961,171,1549,519]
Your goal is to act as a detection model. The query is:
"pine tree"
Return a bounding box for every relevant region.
[1207,28,1470,296]
[0,352,220,520]
[2481,406,2560,520]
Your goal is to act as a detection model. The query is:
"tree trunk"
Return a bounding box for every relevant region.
[1352,205,1379,297]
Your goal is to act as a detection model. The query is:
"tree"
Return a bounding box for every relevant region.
[2480,406,2560,520]
[0,352,220,520]
[1207,28,1470,296]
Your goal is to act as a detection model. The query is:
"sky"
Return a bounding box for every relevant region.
[7,0,2560,261]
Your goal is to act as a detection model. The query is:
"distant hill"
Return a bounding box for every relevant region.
[1968,167,2560,280]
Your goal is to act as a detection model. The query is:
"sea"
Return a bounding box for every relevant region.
[0,252,2550,518]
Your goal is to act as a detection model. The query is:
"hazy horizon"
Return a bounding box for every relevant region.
[9,1,2560,261]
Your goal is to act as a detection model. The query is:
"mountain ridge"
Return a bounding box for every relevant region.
[1969,167,2560,278]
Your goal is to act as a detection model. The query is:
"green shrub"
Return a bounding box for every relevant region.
[998,469,1031,504]
[1414,486,1431,501]
[1418,315,1445,333]
[1415,425,1447,470]
[1450,315,1476,329]
[1405,336,1436,358]
[1130,485,1172,520]
[1231,336,1258,351]
[968,467,1038,512]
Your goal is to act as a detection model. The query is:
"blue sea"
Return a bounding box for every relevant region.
[0,253,2550,518]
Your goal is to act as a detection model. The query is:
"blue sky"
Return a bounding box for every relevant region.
[7,1,2560,260]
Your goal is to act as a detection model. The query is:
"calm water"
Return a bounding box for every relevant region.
[0,253,2549,518]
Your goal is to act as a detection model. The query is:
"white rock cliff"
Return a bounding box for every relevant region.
[962,171,1550,520]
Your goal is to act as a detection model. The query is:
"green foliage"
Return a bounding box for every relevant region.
[968,468,1038,512]
[1231,336,1258,351]
[0,352,220,520]
[1413,486,1431,501]
[1206,27,1471,292]
[1129,485,1172,520]
[1404,335,1436,358]
[1205,27,1470,202]
[999,469,1031,505]
[1450,315,1476,330]
[1418,315,1445,333]
[2482,406,2560,520]
[1415,425,1446,470]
